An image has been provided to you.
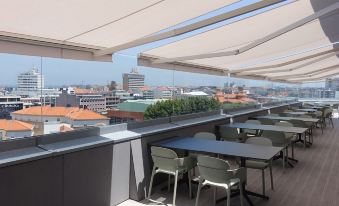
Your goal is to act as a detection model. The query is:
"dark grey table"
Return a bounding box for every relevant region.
[255,115,322,133]
[255,116,319,123]
[303,106,323,110]
[283,111,308,116]
[224,123,311,149]
[296,108,317,113]
[153,137,283,206]
[225,123,308,134]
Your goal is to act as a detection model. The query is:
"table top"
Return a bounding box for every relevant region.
[153,137,282,161]
[256,115,319,123]
[296,108,317,112]
[283,111,308,115]
[225,122,308,134]
[303,106,323,109]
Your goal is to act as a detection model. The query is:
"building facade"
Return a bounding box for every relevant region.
[16,68,44,97]
[0,96,24,119]
[325,78,339,91]
[122,69,145,91]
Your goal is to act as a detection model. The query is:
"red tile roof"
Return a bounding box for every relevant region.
[12,106,108,120]
[0,120,33,132]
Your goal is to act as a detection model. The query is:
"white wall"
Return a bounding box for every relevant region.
[11,114,65,123]
[6,130,32,139]
[70,119,110,127]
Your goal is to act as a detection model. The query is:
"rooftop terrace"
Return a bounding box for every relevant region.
[119,107,339,206]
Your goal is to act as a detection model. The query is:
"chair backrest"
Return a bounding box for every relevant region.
[300,115,312,119]
[315,110,323,118]
[197,156,232,183]
[245,119,261,125]
[275,121,293,127]
[245,136,272,146]
[151,146,179,171]
[269,113,279,117]
[275,121,294,139]
[262,130,286,146]
[324,108,333,118]
[194,132,216,141]
[219,126,240,140]
[289,119,307,128]
[259,118,275,125]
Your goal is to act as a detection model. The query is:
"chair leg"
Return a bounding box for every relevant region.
[213,187,217,206]
[188,170,192,199]
[226,187,231,206]
[148,166,156,199]
[261,169,266,196]
[168,174,171,193]
[282,149,285,171]
[291,142,295,159]
[269,163,274,190]
[173,171,179,206]
[330,118,334,128]
[239,182,244,206]
[195,180,202,206]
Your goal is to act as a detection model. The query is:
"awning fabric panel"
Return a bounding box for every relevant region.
[139,0,339,82]
[0,0,237,61]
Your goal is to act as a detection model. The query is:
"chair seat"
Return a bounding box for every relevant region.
[245,160,268,169]
[203,178,240,189]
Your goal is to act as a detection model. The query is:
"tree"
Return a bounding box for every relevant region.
[144,97,221,120]
[109,81,117,91]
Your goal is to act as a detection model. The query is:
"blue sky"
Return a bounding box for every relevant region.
[0,0,322,88]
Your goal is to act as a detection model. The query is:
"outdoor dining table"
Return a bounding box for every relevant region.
[255,115,322,133]
[303,106,323,110]
[283,111,308,116]
[223,122,310,149]
[224,122,308,136]
[296,108,317,113]
[153,137,283,206]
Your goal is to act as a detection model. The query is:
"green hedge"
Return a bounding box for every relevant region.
[144,97,221,120]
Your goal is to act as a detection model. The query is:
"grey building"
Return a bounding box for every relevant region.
[55,89,78,107]
[122,69,145,91]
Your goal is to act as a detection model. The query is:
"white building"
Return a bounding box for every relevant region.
[17,68,44,97]
[0,120,34,140]
[11,106,110,134]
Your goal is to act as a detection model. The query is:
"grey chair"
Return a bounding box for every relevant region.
[219,126,247,142]
[262,130,288,170]
[324,107,334,128]
[259,118,276,125]
[315,110,325,133]
[243,120,261,136]
[245,137,274,196]
[300,114,315,134]
[191,132,217,175]
[195,156,244,206]
[149,146,196,206]
[290,119,313,147]
[194,132,217,140]
[275,121,296,160]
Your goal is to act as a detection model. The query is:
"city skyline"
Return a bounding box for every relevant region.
[0,52,325,89]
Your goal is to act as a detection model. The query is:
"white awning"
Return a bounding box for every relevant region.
[139,0,339,83]
[0,0,238,61]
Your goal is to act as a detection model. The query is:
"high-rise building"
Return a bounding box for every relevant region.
[325,77,339,91]
[122,68,145,91]
[17,68,44,97]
